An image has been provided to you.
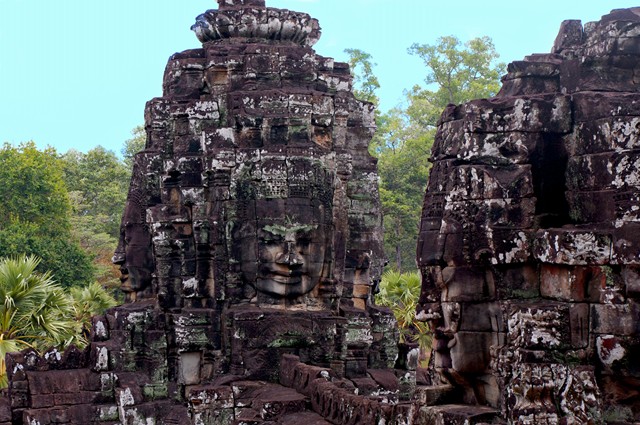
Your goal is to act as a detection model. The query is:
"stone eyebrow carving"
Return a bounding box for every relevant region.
[263,223,317,237]
[263,215,318,236]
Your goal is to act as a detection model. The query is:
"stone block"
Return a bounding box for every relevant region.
[489,229,533,265]
[444,165,534,202]
[231,380,266,408]
[417,230,446,267]
[508,303,571,350]
[188,384,234,410]
[90,343,110,372]
[573,116,640,156]
[0,399,10,424]
[279,354,300,388]
[250,384,308,421]
[291,363,330,397]
[178,352,202,385]
[540,264,602,302]
[450,332,494,374]
[552,20,584,52]
[568,151,640,192]
[566,190,617,223]
[612,223,640,264]
[418,404,500,424]
[91,315,110,342]
[492,264,540,300]
[535,229,612,265]
[192,407,235,425]
[500,73,561,98]
[572,91,640,122]
[27,369,92,395]
[350,377,379,396]
[458,302,504,332]
[367,369,398,392]
[441,266,496,302]
[344,357,368,378]
[414,384,456,406]
[53,391,100,406]
[623,266,640,298]
[279,411,332,425]
[462,95,572,134]
[30,394,54,409]
[433,123,540,165]
[596,335,640,376]
[570,303,590,348]
[443,198,535,230]
[569,55,640,92]
[592,303,640,336]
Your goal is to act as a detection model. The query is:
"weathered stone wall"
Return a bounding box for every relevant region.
[418,8,640,424]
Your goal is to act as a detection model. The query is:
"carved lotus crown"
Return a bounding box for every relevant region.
[191,0,321,47]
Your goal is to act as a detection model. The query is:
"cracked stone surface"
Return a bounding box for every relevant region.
[418,7,640,424]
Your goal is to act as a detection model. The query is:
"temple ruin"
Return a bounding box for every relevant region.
[0,1,638,424]
[417,7,640,424]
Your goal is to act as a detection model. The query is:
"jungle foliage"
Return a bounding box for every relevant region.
[0,256,116,387]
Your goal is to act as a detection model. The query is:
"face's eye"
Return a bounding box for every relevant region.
[295,236,311,246]
[260,235,283,245]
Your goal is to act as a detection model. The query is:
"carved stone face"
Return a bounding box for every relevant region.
[254,221,327,297]
[233,159,334,301]
[118,228,154,293]
[237,203,331,299]
[113,199,154,297]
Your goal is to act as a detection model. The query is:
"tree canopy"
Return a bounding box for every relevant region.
[60,146,133,290]
[0,142,95,287]
[121,125,146,169]
[0,139,135,289]
[408,35,504,119]
[345,48,381,107]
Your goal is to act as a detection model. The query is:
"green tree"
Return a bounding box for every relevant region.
[60,146,131,289]
[0,256,117,387]
[69,281,118,337]
[61,146,130,239]
[373,108,433,270]
[0,220,95,288]
[0,142,70,230]
[0,256,77,386]
[408,35,505,126]
[0,143,95,287]
[122,125,146,169]
[376,270,431,365]
[345,48,380,106]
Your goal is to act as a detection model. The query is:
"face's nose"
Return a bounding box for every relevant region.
[276,240,303,266]
[112,251,126,266]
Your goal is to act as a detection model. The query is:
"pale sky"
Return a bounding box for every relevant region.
[0,0,636,154]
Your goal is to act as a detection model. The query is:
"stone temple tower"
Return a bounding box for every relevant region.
[0,1,410,424]
[417,7,640,424]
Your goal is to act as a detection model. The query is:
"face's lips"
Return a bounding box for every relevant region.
[265,274,302,285]
[119,268,130,283]
[259,266,304,284]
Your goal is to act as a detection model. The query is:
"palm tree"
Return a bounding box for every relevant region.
[69,281,118,334]
[376,270,432,365]
[0,255,77,386]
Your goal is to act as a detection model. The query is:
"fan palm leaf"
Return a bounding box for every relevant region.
[0,255,80,386]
